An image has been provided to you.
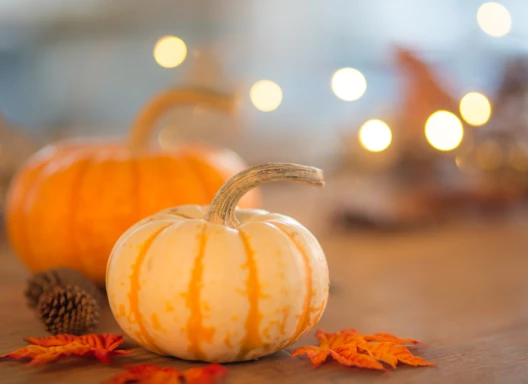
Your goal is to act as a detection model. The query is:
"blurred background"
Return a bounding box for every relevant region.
[1,0,528,231]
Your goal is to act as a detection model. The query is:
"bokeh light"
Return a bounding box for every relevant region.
[459,92,491,126]
[358,119,392,152]
[477,2,511,37]
[331,68,367,101]
[425,111,464,151]
[250,80,283,112]
[154,36,187,68]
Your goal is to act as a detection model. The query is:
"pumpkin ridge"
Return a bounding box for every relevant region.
[268,222,314,347]
[66,156,95,271]
[167,155,208,205]
[7,161,51,270]
[128,223,173,354]
[185,222,211,361]
[179,154,213,203]
[132,157,143,222]
[27,153,93,271]
[236,229,263,360]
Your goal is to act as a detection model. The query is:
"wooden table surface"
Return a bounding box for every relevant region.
[1,188,528,383]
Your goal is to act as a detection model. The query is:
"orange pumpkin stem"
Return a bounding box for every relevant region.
[205,163,325,227]
[128,87,238,151]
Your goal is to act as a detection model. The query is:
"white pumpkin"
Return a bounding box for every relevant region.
[106,163,329,363]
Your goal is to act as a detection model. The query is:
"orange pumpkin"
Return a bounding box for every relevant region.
[5,87,259,286]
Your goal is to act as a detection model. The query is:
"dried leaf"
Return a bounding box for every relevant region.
[291,346,331,368]
[0,341,91,366]
[316,328,360,348]
[358,342,434,368]
[1,333,131,366]
[24,333,131,363]
[331,345,385,371]
[25,333,124,349]
[104,363,228,384]
[362,332,421,345]
[105,364,181,384]
[292,328,434,371]
[182,364,229,384]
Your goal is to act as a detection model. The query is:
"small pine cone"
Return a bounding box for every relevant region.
[36,285,100,336]
[25,268,101,309]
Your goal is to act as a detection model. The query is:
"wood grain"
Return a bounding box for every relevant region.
[1,188,528,383]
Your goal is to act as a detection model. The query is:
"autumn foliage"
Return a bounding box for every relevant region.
[104,363,228,384]
[0,333,228,383]
[0,333,130,366]
[292,328,434,371]
[0,328,433,379]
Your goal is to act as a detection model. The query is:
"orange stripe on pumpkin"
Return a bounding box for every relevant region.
[185,223,215,361]
[128,224,173,354]
[236,230,263,360]
[270,223,314,346]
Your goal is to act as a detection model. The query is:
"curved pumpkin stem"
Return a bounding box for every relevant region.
[128,87,238,151]
[205,163,325,227]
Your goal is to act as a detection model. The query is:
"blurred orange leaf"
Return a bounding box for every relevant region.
[182,363,229,384]
[105,365,181,384]
[104,363,228,384]
[0,333,131,366]
[292,328,434,371]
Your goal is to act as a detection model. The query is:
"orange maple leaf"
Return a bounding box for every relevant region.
[24,333,131,363]
[292,328,384,370]
[290,346,332,368]
[1,333,131,366]
[0,341,91,366]
[362,332,421,345]
[357,342,432,368]
[104,363,228,384]
[292,328,434,371]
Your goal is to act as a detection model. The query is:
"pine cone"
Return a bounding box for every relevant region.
[36,285,100,336]
[25,268,101,309]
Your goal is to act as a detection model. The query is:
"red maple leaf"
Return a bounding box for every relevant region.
[292,328,434,371]
[182,363,229,384]
[104,363,228,384]
[105,364,181,384]
[1,333,131,366]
